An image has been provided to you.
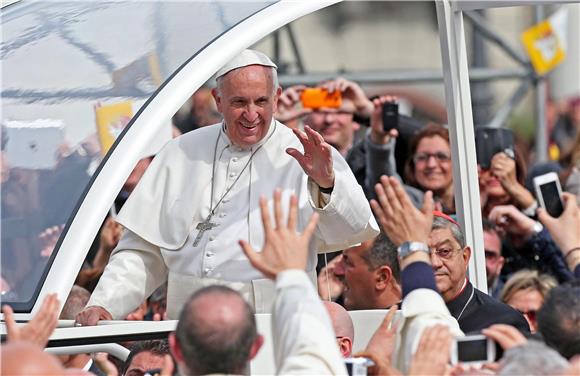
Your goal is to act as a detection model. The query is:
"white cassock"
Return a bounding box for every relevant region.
[88,120,379,319]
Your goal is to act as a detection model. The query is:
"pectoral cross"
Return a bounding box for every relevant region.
[193,215,218,247]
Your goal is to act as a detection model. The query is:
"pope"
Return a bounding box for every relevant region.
[76,49,379,324]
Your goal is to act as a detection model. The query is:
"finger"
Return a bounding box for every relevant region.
[391,176,414,210]
[291,128,309,148]
[302,212,319,241]
[239,240,263,272]
[286,148,309,171]
[3,305,18,339]
[422,190,434,218]
[562,192,579,213]
[287,194,298,231]
[259,196,273,233]
[374,181,394,219]
[370,198,389,231]
[304,126,322,146]
[382,177,402,212]
[379,305,398,333]
[389,129,399,138]
[273,189,284,230]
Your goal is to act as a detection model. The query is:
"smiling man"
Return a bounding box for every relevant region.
[333,233,401,310]
[76,49,378,324]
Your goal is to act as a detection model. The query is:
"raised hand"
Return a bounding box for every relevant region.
[276,85,312,124]
[537,192,580,267]
[370,95,399,145]
[488,205,537,239]
[371,175,434,246]
[239,189,319,279]
[286,126,335,189]
[3,293,60,348]
[319,77,373,116]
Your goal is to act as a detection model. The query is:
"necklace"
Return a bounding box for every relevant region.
[192,122,276,246]
[456,283,475,321]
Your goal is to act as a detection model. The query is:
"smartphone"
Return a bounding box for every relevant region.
[475,127,514,169]
[451,334,496,365]
[382,102,399,132]
[300,88,342,109]
[534,172,564,217]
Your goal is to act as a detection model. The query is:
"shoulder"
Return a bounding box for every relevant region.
[473,288,529,328]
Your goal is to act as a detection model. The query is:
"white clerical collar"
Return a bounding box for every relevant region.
[220,118,277,152]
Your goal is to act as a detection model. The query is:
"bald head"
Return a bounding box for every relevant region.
[323,301,354,357]
[1,342,64,375]
[174,286,258,375]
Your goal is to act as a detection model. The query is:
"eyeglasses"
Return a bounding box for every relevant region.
[429,247,462,260]
[413,152,451,164]
[484,250,500,260]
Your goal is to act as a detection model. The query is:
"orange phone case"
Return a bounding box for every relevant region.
[300,88,342,109]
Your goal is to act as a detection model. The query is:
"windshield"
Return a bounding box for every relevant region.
[1,0,275,309]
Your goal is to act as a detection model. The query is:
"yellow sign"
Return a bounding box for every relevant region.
[521,11,567,76]
[95,101,133,156]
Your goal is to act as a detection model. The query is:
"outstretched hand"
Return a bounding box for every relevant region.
[537,192,580,255]
[371,175,434,246]
[287,126,335,189]
[240,189,319,279]
[3,293,60,348]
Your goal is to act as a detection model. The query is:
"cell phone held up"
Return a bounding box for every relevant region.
[381,101,399,132]
[300,88,342,109]
[475,127,515,170]
[533,172,564,218]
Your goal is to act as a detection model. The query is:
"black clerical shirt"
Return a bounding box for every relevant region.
[446,281,530,335]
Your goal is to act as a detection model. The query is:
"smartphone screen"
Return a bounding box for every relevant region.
[457,338,489,363]
[540,181,564,217]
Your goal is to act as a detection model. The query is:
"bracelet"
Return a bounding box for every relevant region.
[565,247,580,260]
[319,185,334,194]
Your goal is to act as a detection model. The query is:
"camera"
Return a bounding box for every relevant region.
[475,127,514,169]
[451,334,496,365]
[300,88,342,109]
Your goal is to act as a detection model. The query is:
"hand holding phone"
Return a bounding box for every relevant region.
[475,127,514,170]
[533,172,564,218]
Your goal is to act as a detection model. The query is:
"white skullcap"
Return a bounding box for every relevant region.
[215,49,277,79]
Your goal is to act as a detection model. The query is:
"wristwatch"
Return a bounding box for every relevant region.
[397,241,430,259]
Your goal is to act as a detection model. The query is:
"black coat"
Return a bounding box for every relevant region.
[447,281,530,335]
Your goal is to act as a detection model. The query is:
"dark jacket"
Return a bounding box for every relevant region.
[447,281,530,335]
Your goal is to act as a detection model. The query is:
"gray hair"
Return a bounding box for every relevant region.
[215,65,279,96]
[431,216,466,248]
[498,340,569,375]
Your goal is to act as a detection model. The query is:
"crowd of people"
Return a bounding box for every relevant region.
[2,49,580,375]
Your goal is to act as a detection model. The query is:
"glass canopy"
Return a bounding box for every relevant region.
[1,0,275,310]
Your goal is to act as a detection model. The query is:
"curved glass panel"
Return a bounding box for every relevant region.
[1,0,274,308]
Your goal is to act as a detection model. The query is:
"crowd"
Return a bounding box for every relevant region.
[2,49,580,375]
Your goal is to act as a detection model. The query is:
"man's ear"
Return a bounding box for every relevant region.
[375,265,392,291]
[338,336,353,358]
[248,334,264,361]
[169,332,184,363]
[211,87,222,113]
[463,246,472,269]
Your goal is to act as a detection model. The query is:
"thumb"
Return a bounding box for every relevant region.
[3,305,18,339]
[239,240,273,279]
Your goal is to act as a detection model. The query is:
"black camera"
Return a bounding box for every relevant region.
[475,127,514,169]
[382,102,399,132]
